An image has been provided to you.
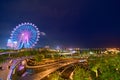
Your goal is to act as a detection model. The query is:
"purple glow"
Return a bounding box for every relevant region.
[20,31,30,42]
[7,39,13,47]
[18,65,25,71]
[9,22,41,49]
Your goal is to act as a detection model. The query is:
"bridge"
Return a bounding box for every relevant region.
[19,59,79,80]
[0,52,17,56]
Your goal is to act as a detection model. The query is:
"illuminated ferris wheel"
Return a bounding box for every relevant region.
[7,22,40,49]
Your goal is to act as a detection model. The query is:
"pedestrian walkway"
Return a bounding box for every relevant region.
[0,61,10,80]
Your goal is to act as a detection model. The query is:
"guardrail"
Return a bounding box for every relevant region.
[7,60,21,80]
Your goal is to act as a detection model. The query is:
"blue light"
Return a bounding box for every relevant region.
[10,23,40,49]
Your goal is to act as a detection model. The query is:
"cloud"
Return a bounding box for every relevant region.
[40,32,46,36]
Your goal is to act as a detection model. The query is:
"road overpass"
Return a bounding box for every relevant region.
[19,59,78,80]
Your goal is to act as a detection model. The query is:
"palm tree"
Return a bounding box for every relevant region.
[91,63,100,77]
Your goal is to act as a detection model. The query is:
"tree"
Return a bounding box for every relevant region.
[99,55,120,80]
[34,54,45,62]
[73,66,91,80]
[91,63,100,78]
[48,72,64,80]
[89,54,120,80]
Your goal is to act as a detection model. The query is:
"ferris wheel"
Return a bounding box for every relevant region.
[8,22,40,49]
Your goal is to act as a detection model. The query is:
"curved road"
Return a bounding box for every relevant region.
[19,59,78,80]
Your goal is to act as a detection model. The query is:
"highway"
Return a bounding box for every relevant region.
[19,59,78,80]
[0,51,81,80]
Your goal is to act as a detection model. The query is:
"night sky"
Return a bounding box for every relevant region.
[0,0,120,48]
